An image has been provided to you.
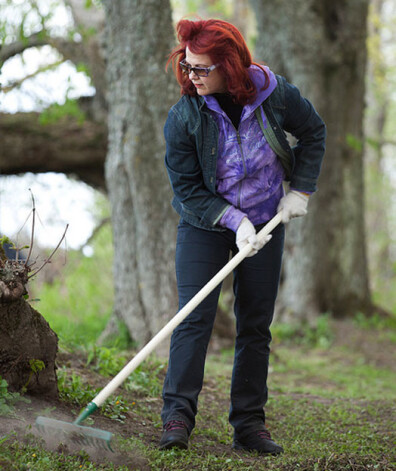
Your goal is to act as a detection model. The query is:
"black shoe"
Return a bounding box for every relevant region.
[159,420,189,450]
[232,429,284,455]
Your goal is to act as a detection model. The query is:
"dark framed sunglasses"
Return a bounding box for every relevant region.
[179,60,218,77]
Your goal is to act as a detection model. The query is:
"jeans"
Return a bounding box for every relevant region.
[161,219,284,437]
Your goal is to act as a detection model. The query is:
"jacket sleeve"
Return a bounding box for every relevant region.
[281,78,326,192]
[164,106,230,227]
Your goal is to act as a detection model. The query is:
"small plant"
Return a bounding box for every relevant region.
[57,367,132,424]
[102,395,130,423]
[272,313,334,348]
[86,346,127,377]
[0,376,29,416]
[21,359,46,393]
[57,367,96,406]
[125,359,165,397]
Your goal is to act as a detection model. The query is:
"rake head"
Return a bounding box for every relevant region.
[35,416,113,451]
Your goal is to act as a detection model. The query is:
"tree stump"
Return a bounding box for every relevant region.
[0,298,59,399]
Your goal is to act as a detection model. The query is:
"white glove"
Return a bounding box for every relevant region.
[236,217,272,257]
[277,190,309,223]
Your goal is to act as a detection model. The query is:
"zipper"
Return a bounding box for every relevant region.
[236,129,247,209]
[208,104,246,209]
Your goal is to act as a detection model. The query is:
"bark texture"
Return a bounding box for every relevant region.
[0,299,58,398]
[250,0,372,320]
[0,111,106,189]
[103,0,179,344]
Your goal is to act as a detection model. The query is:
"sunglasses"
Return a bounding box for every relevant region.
[179,60,218,77]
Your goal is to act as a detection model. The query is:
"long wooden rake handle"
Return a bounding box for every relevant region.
[76,212,283,422]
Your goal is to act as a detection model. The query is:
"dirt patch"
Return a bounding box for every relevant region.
[0,394,151,470]
[332,319,396,372]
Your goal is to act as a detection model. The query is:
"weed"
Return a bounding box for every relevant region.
[57,366,132,423]
[21,359,46,392]
[57,367,96,406]
[272,313,334,348]
[0,376,30,416]
[86,346,127,377]
[354,311,396,334]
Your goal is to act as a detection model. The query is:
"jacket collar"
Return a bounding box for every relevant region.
[199,65,277,119]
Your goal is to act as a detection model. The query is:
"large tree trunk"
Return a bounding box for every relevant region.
[250,0,372,321]
[102,0,179,345]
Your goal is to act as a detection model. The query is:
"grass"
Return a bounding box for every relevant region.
[28,223,116,349]
[1,222,395,470]
[1,315,395,470]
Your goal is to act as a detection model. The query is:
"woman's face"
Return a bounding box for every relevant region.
[185,47,227,96]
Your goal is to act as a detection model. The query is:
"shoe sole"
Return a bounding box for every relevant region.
[159,440,188,450]
[232,443,283,455]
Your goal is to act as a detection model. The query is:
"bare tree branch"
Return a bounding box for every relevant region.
[28,224,69,279]
[2,60,64,93]
[0,32,49,63]
[24,190,36,267]
[0,111,107,190]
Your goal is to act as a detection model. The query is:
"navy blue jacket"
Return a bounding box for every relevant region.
[164,74,326,231]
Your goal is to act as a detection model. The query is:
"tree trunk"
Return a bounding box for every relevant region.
[102,0,179,345]
[250,0,372,321]
[365,0,394,291]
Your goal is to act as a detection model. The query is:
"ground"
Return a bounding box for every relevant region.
[0,318,395,470]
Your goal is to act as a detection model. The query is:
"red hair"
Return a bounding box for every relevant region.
[167,18,269,105]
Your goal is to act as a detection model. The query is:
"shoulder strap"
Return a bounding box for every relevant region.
[254,106,292,179]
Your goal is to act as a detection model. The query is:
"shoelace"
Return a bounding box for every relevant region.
[257,429,272,440]
[164,420,186,432]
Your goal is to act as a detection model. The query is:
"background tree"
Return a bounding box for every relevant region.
[101,0,179,345]
[0,0,107,188]
[365,0,396,308]
[250,0,374,321]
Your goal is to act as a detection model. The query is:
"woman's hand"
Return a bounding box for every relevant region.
[277,190,309,223]
[236,218,272,256]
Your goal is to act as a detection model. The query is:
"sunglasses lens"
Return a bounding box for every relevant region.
[180,61,211,77]
[180,62,190,74]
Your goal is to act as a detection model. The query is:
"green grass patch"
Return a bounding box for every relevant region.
[0,435,128,470]
[270,346,395,400]
[30,223,115,349]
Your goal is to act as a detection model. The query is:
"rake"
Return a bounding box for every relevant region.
[35,212,283,451]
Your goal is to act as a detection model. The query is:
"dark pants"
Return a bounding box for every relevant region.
[161,219,284,438]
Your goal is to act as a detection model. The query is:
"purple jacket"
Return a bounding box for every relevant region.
[204,66,285,232]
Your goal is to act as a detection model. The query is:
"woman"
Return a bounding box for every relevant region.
[160,18,326,454]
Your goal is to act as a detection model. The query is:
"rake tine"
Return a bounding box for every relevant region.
[35,416,113,451]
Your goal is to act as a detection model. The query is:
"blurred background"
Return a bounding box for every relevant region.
[1,0,395,350]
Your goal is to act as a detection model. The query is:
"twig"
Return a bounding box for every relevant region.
[28,224,69,279]
[1,59,65,93]
[25,189,36,267]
